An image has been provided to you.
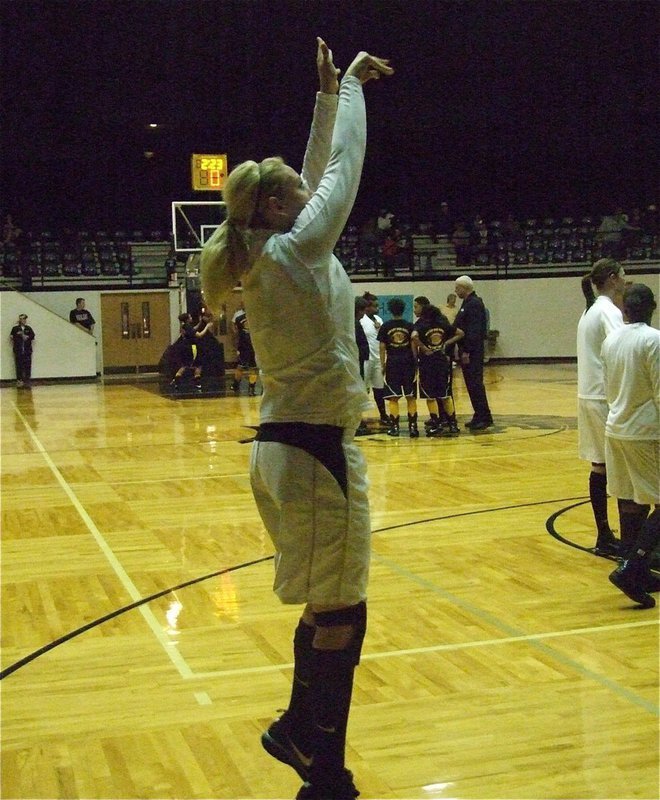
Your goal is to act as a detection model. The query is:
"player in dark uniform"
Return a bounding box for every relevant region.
[232,309,259,395]
[377,297,418,437]
[414,295,458,434]
[412,304,462,436]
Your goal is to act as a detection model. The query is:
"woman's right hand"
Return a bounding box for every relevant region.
[344,51,393,84]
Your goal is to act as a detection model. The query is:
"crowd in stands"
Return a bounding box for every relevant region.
[335,203,660,275]
[2,204,658,288]
[0,219,173,288]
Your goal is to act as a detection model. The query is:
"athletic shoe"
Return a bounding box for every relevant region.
[296,769,360,799]
[609,561,656,609]
[379,416,391,427]
[230,380,240,393]
[447,421,460,436]
[248,385,256,396]
[594,529,620,558]
[469,420,494,431]
[261,716,312,782]
[464,418,477,429]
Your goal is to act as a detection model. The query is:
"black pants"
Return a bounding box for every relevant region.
[14,349,32,382]
[461,352,491,422]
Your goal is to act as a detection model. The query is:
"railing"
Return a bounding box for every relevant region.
[336,229,660,280]
[0,237,174,291]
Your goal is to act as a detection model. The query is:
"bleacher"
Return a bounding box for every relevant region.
[2,214,658,291]
[335,216,660,279]
[0,229,173,290]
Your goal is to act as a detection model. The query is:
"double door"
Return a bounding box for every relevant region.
[101,292,172,373]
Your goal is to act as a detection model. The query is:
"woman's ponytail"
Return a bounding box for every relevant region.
[200,156,286,311]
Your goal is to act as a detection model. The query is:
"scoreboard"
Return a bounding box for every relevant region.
[191,154,227,191]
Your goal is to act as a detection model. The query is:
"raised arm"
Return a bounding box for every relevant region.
[288,49,393,263]
[300,39,340,192]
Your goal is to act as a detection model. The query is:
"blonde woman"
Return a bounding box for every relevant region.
[201,39,392,800]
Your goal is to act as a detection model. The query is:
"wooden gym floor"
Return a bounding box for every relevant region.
[1,364,658,800]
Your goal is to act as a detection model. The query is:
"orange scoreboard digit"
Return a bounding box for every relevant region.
[191,154,227,191]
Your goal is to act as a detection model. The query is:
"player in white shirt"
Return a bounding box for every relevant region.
[576,258,626,555]
[360,291,389,425]
[602,284,660,608]
[200,40,392,800]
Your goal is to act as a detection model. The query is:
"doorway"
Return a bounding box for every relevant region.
[101,292,172,373]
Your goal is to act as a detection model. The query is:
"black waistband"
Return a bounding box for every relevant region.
[256,422,348,498]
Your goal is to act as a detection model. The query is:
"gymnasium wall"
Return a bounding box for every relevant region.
[1,288,182,380]
[1,291,96,380]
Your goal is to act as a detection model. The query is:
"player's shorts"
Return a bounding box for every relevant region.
[605,437,660,505]
[577,398,608,463]
[384,359,416,398]
[250,422,371,606]
[237,347,257,370]
[418,354,450,399]
[363,358,384,391]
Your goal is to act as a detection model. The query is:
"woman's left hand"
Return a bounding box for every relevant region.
[317,37,340,94]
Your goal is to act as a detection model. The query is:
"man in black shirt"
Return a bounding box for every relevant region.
[69,298,95,334]
[454,275,493,430]
[9,313,35,387]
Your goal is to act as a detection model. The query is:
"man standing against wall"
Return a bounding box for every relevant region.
[10,313,35,387]
[454,275,493,430]
[69,298,95,334]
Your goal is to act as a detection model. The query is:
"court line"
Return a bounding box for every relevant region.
[182,619,658,680]
[373,552,659,716]
[0,495,588,679]
[10,403,196,680]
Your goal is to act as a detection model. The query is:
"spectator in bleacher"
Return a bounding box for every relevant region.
[597,208,635,259]
[451,222,472,266]
[501,212,521,239]
[69,298,95,334]
[381,228,404,276]
[359,216,379,259]
[435,201,453,237]
[642,204,658,236]
[377,208,395,239]
[9,313,35,388]
[3,214,22,245]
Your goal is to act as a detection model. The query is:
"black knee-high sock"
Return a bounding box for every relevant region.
[286,619,315,747]
[630,508,659,559]
[618,500,649,558]
[308,647,356,779]
[373,387,387,419]
[589,471,612,537]
[308,603,366,781]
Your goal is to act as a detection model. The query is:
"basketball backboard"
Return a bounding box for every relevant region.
[171,201,226,253]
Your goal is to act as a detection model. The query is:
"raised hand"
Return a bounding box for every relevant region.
[316,37,341,95]
[344,51,394,84]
